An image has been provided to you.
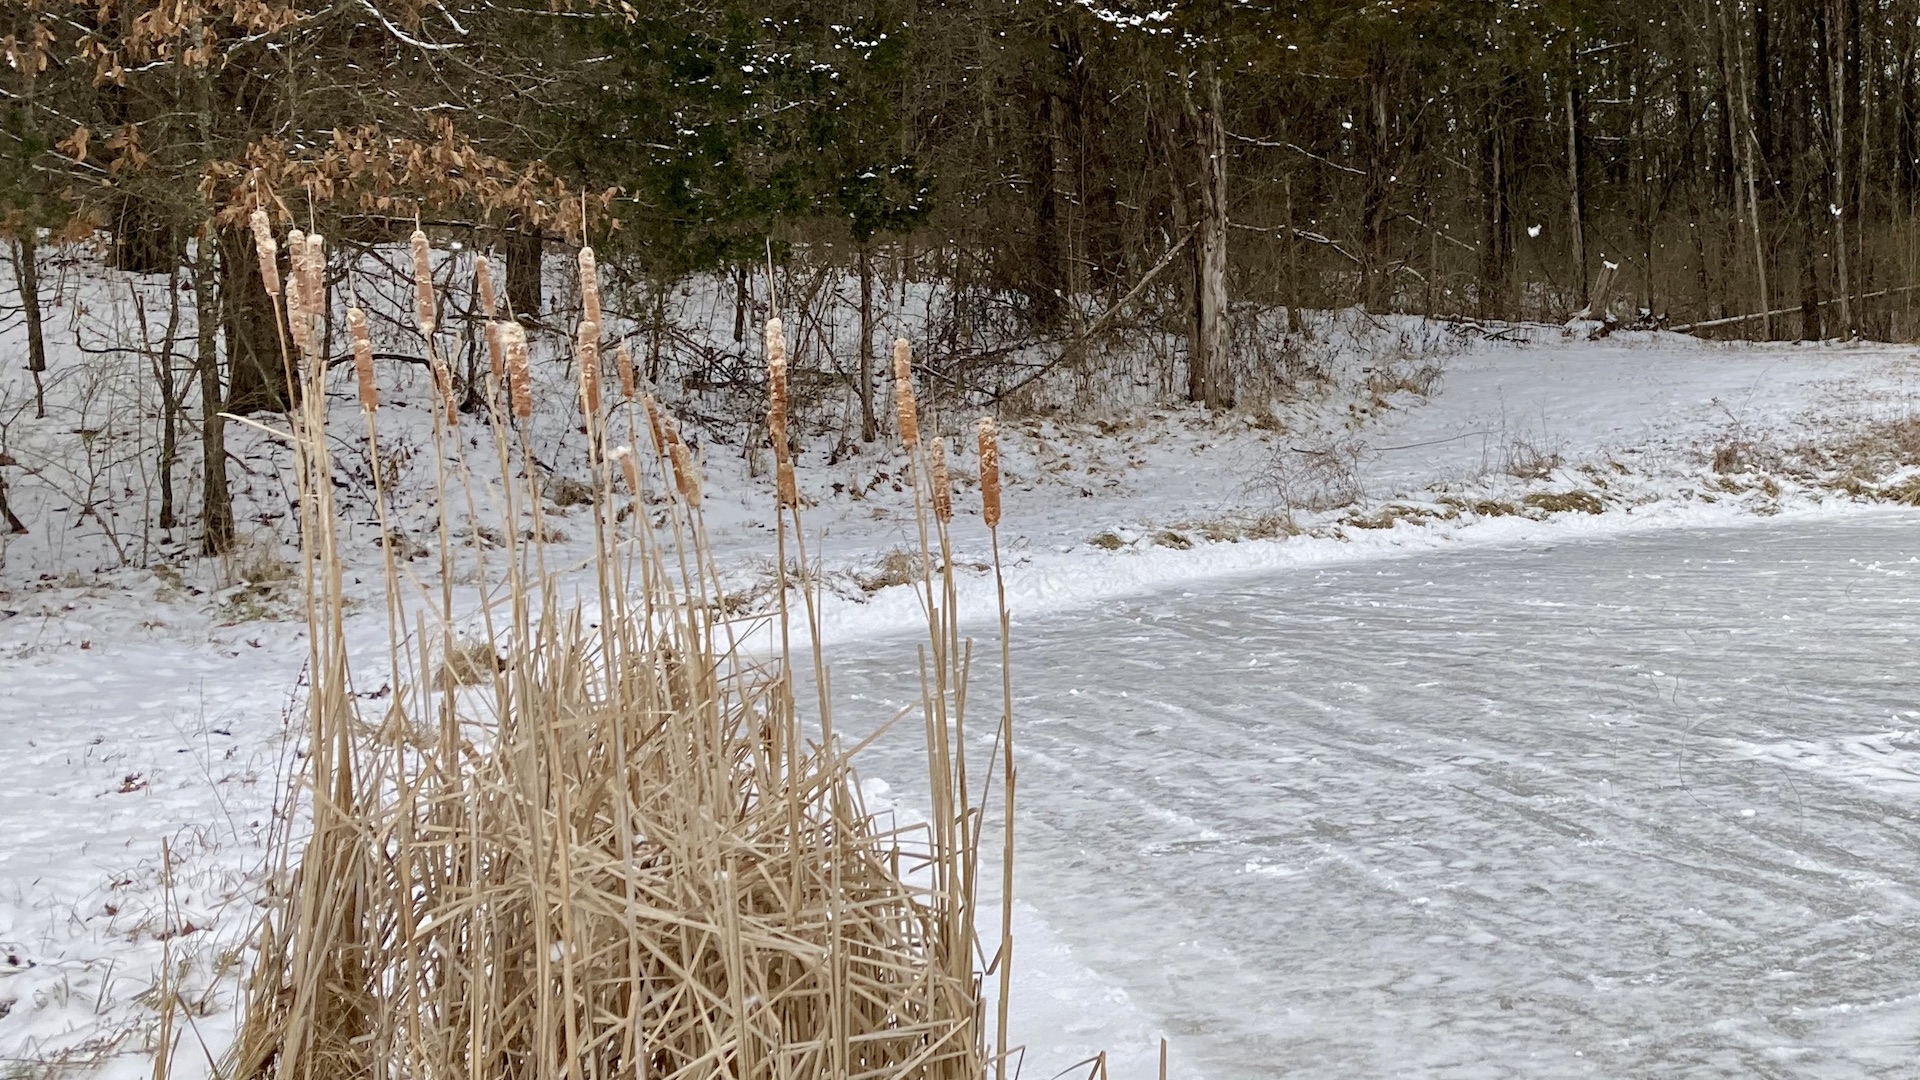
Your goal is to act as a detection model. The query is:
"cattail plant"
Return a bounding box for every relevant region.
[977,417,1001,530]
[930,438,953,524]
[578,245,602,326]
[577,320,602,417]
[893,337,918,448]
[477,256,506,386]
[767,317,790,464]
[616,341,636,401]
[642,395,668,457]
[348,307,377,412]
[409,229,436,333]
[250,209,279,297]
[503,321,532,420]
[669,439,700,506]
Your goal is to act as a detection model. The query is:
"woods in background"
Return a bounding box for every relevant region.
[2,0,1917,553]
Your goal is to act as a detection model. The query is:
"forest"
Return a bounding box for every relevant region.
[1,0,1915,552]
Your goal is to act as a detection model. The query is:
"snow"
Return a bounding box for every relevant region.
[8,251,1920,1077]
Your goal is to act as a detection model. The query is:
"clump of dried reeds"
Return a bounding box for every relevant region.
[227,235,1014,1080]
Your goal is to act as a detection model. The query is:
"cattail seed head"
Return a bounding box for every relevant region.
[611,444,641,496]
[285,227,306,338]
[503,322,532,419]
[930,439,953,523]
[432,353,457,425]
[300,232,324,315]
[348,306,377,411]
[410,229,435,333]
[249,209,280,297]
[616,342,636,400]
[777,459,797,509]
[892,338,918,448]
[767,319,790,463]
[669,440,701,506]
[642,395,668,458]
[578,246,601,327]
[577,319,602,416]
[283,273,308,355]
[474,254,497,317]
[977,416,1001,529]
[485,321,506,385]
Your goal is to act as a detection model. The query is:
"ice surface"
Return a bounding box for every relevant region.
[829,510,1920,1079]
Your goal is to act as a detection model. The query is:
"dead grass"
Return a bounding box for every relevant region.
[1523,490,1605,515]
[1264,435,1366,514]
[1502,437,1563,480]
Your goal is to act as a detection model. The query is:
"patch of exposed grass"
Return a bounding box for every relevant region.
[1523,490,1605,515]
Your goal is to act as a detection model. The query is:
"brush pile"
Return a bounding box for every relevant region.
[222,220,1013,1080]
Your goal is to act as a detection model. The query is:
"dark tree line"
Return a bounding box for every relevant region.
[3,0,1917,551]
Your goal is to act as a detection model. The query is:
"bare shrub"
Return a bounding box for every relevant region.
[1503,436,1563,480]
[1265,435,1366,514]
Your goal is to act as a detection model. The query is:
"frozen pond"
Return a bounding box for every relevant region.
[831,512,1920,1079]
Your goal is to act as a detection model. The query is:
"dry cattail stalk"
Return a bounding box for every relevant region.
[410,229,435,333]
[616,342,636,400]
[766,318,789,463]
[348,307,377,411]
[642,395,668,457]
[609,444,642,495]
[474,254,497,317]
[892,338,918,448]
[577,319,603,416]
[977,416,1000,528]
[503,322,532,420]
[669,440,701,506]
[285,228,310,350]
[777,459,797,509]
[249,209,280,297]
[578,246,602,327]
[930,439,953,523]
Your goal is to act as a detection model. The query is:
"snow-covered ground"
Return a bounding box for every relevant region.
[6,312,1920,1077]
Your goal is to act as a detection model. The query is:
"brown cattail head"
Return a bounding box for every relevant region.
[283,273,308,356]
[432,353,457,425]
[892,338,918,448]
[610,444,642,496]
[669,440,701,507]
[776,459,797,509]
[474,254,497,318]
[503,322,532,419]
[300,232,324,317]
[410,229,435,333]
[577,319,602,416]
[484,321,506,385]
[348,306,377,411]
[977,416,1001,529]
[249,210,280,297]
[642,395,668,458]
[766,318,790,463]
[286,229,309,350]
[930,438,953,524]
[616,341,636,400]
[578,246,601,327]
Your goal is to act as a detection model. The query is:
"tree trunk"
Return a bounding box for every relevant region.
[11,231,47,419]
[1830,0,1853,337]
[192,227,234,555]
[218,225,295,415]
[1189,63,1233,410]
[504,229,543,319]
[1360,43,1393,311]
[858,244,877,442]
[1566,59,1588,302]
